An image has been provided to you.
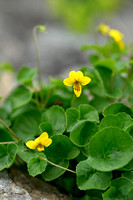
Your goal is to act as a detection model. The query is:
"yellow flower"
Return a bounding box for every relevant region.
[117,40,125,50]
[108,29,123,42]
[98,23,110,35]
[108,29,125,50]
[26,132,52,152]
[63,71,91,97]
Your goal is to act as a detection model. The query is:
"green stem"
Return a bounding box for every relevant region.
[71,94,76,107]
[119,68,132,102]
[31,98,40,108]
[0,119,19,140]
[43,88,52,108]
[38,155,76,174]
[122,73,131,93]
[0,141,18,145]
[94,29,98,44]
[110,72,115,91]
[33,26,44,105]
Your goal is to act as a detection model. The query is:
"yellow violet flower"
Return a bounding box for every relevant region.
[26,132,52,152]
[63,70,91,97]
[98,23,110,35]
[108,29,123,42]
[98,23,125,50]
[108,29,125,50]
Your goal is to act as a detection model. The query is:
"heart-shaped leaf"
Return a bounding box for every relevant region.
[103,103,132,117]
[87,127,133,171]
[0,144,17,171]
[42,106,66,135]
[76,159,112,190]
[99,113,133,131]
[28,153,47,176]
[70,120,98,147]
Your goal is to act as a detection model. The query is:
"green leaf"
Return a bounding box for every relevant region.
[99,113,133,131]
[88,69,105,97]
[119,159,133,171]
[37,25,46,32]
[42,135,79,181]
[89,54,100,64]
[0,62,15,72]
[94,59,116,71]
[95,66,112,91]
[103,103,132,117]
[42,106,66,135]
[17,141,38,163]
[125,124,133,137]
[0,108,11,128]
[90,97,109,113]
[103,177,133,200]
[74,93,90,108]
[70,120,98,147]
[122,172,133,183]
[76,160,112,190]
[0,143,17,171]
[105,88,123,99]
[94,66,124,99]
[44,135,80,160]
[12,109,42,141]
[17,66,37,84]
[66,107,80,132]
[81,145,90,157]
[128,60,133,67]
[42,159,69,181]
[87,127,133,171]
[74,191,103,200]
[10,102,36,120]
[115,61,128,73]
[4,85,32,112]
[79,104,99,123]
[39,122,53,136]
[81,44,100,52]
[0,128,14,142]
[27,154,47,176]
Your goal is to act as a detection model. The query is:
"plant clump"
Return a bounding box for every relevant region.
[0,24,133,199]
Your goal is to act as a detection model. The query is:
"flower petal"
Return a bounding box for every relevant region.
[117,40,125,50]
[26,140,38,149]
[63,78,74,86]
[75,71,83,81]
[109,29,123,42]
[74,84,82,97]
[39,132,48,143]
[80,76,91,86]
[37,145,44,152]
[69,71,77,79]
[44,138,52,147]
[99,23,110,35]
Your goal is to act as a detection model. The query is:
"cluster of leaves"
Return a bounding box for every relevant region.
[1,33,133,200]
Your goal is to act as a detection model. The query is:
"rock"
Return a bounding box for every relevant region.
[8,166,71,200]
[0,167,72,200]
[0,170,31,200]
[0,72,16,104]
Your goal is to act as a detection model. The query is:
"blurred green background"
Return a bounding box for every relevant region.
[48,0,123,32]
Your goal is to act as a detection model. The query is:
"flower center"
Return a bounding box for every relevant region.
[37,144,44,152]
[74,82,80,91]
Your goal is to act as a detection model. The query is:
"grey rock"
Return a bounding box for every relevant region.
[8,167,71,200]
[0,168,71,200]
[0,170,31,200]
